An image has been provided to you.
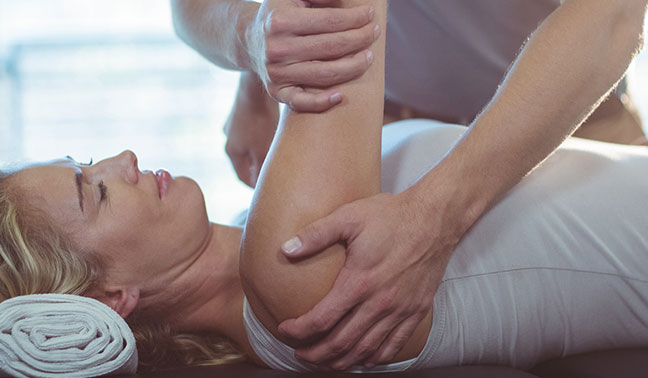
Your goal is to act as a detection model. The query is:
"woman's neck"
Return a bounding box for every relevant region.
[155,223,251,355]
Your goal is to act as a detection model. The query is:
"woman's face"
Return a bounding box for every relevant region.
[11,150,211,287]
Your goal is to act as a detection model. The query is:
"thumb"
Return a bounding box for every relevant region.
[281,208,350,258]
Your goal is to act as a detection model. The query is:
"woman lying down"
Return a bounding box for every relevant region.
[2,4,648,376]
[2,121,648,374]
[2,108,648,370]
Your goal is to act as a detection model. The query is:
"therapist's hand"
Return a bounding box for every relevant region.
[245,0,379,112]
[278,189,458,370]
[224,72,279,188]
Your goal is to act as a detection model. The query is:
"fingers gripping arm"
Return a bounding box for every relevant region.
[239,0,386,342]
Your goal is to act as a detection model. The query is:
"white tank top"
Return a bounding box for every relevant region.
[242,296,446,372]
[243,120,648,371]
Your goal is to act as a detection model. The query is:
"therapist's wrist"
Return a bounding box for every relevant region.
[238,71,275,105]
[233,72,279,123]
[407,164,490,246]
[231,1,260,71]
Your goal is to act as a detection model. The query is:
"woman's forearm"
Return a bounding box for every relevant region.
[414,0,648,237]
[170,0,258,70]
[240,0,386,329]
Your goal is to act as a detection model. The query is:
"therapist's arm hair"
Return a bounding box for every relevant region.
[413,0,648,237]
[239,0,386,336]
[170,0,258,70]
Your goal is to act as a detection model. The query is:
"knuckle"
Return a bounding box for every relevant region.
[304,224,327,246]
[330,340,352,355]
[265,65,285,84]
[376,293,396,314]
[264,42,285,63]
[356,341,377,356]
[320,38,347,57]
[400,300,418,315]
[323,13,344,29]
[393,333,410,346]
[316,69,340,84]
[309,313,330,334]
[375,353,392,365]
[392,305,408,319]
[339,202,358,217]
[382,288,399,308]
[354,277,374,299]
[266,11,287,34]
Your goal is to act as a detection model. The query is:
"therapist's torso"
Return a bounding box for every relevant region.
[385,0,562,124]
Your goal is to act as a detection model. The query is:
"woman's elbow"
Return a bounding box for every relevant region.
[238,223,346,323]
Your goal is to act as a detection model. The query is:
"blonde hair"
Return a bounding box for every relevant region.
[0,171,246,372]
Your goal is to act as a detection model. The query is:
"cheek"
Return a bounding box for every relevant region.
[88,201,156,257]
[91,221,142,258]
[89,179,208,261]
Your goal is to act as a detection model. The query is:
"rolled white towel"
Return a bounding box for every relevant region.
[0,294,137,378]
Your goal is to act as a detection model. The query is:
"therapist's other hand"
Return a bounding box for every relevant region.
[278,190,457,370]
[245,0,379,112]
[224,72,279,188]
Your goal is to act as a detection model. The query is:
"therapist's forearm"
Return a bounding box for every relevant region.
[171,0,257,70]
[413,0,647,236]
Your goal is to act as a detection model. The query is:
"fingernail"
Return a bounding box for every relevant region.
[368,7,375,20]
[329,92,343,104]
[365,50,374,64]
[373,24,380,39]
[282,237,302,255]
[365,362,376,369]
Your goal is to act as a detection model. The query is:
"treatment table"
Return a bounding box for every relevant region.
[124,347,648,378]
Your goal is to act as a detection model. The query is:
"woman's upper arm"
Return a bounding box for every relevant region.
[239,0,387,338]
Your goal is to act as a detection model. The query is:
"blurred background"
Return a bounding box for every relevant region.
[0,0,253,223]
[1,0,648,223]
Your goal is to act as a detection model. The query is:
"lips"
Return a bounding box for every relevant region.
[155,169,171,198]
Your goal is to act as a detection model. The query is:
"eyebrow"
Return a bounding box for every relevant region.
[75,171,84,213]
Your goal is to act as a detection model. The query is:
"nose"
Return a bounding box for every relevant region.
[117,150,139,184]
[93,150,139,184]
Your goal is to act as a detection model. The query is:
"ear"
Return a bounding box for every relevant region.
[92,287,140,318]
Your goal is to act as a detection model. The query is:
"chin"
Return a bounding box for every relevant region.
[173,176,209,219]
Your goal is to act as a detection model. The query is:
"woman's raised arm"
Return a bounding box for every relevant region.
[239,0,386,340]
